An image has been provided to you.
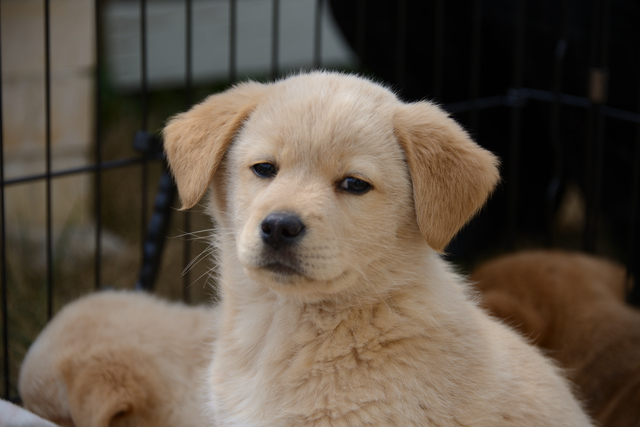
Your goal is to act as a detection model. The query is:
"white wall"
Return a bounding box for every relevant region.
[104,0,356,90]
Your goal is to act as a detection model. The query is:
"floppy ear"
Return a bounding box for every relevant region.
[394,102,500,252]
[163,81,267,209]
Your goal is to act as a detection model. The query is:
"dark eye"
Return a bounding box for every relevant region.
[252,162,277,178]
[339,177,371,194]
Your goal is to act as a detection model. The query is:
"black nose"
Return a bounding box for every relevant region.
[261,212,305,248]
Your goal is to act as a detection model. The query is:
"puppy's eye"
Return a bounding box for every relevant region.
[252,163,277,178]
[339,177,371,194]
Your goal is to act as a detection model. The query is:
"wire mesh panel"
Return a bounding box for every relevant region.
[1,0,639,401]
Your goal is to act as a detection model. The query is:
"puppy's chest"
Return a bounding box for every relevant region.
[216,303,428,425]
[293,304,403,368]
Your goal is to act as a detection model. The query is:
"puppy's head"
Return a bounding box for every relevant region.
[164,72,499,298]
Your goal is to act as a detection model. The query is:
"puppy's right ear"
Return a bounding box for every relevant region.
[394,101,500,252]
[163,81,267,209]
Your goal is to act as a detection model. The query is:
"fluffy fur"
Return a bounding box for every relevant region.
[471,250,640,427]
[164,72,592,426]
[19,291,217,427]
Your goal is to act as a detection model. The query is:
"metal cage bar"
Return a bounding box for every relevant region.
[626,60,640,306]
[44,0,54,321]
[355,0,366,66]
[629,116,640,305]
[395,0,407,91]
[546,0,571,247]
[469,0,482,133]
[140,0,150,266]
[229,0,237,83]
[94,0,103,291]
[183,0,194,303]
[432,0,444,100]
[271,0,280,78]
[313,0,323,70]
[507,0,526,249]
[0,0,8,400]
[584,0,611,252]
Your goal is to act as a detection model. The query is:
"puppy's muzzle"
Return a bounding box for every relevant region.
[260,212,305,249]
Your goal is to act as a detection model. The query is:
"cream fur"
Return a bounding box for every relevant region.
[164,72,593,426]
[19,291,217,427]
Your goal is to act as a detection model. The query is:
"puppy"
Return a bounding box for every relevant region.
[164,71,592,426]
[19,291,217,427]
[471,250,640,427]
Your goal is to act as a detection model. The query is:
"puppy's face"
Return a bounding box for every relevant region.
[223,76,416,296]
[164,72,500,300]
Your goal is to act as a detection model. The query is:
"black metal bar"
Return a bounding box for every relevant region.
[135,171,176,292]
[183,0,193,303]
[447,88,640,122]
[229,0,237,82]
[594,0,610,250]
[186,0,193,107]
[433,0,444,100]
[522,88,586,108]
[0,0,9,400]
[140,0,149,131]
[445,94,507,114]
[395,0,407,91]
[600,105,640,124]
[140,0,150,266]
[583,0,599,253]
[469,0,482,132]
[271,0,280,78]
[507,0,526,249]
[355,0,366,67]
[2,155,163,187]
[627,20,640,306]
[588,111,606,250]
[546,1,570,247]
[584,1,599,251]
[133,130,172,293]
[45,0,54,321]
[627,110,640,306]
[95,0,103,290]
[313,0,323,69]
[584,0,610,252]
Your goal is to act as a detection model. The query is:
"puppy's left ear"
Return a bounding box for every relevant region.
[163,81,267,209]
[394,101,500,252]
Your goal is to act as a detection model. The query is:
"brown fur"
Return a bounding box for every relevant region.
[471,250,640,427]
[394,102,499,251]
[19,291,217,427]
[164,81,267,209]
[165,72,592,426]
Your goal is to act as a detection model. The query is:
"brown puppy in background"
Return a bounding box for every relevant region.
[19,291,217,427]
[472,250,640,427]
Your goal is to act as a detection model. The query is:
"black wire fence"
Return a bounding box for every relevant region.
[1,0,639,401]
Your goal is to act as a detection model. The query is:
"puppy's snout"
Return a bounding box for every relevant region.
[261,213,305,248]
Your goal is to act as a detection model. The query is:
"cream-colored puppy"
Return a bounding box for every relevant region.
[164,72,592,426]
[19,291,216,427]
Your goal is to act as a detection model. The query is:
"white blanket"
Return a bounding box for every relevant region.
[0,399,59,427]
